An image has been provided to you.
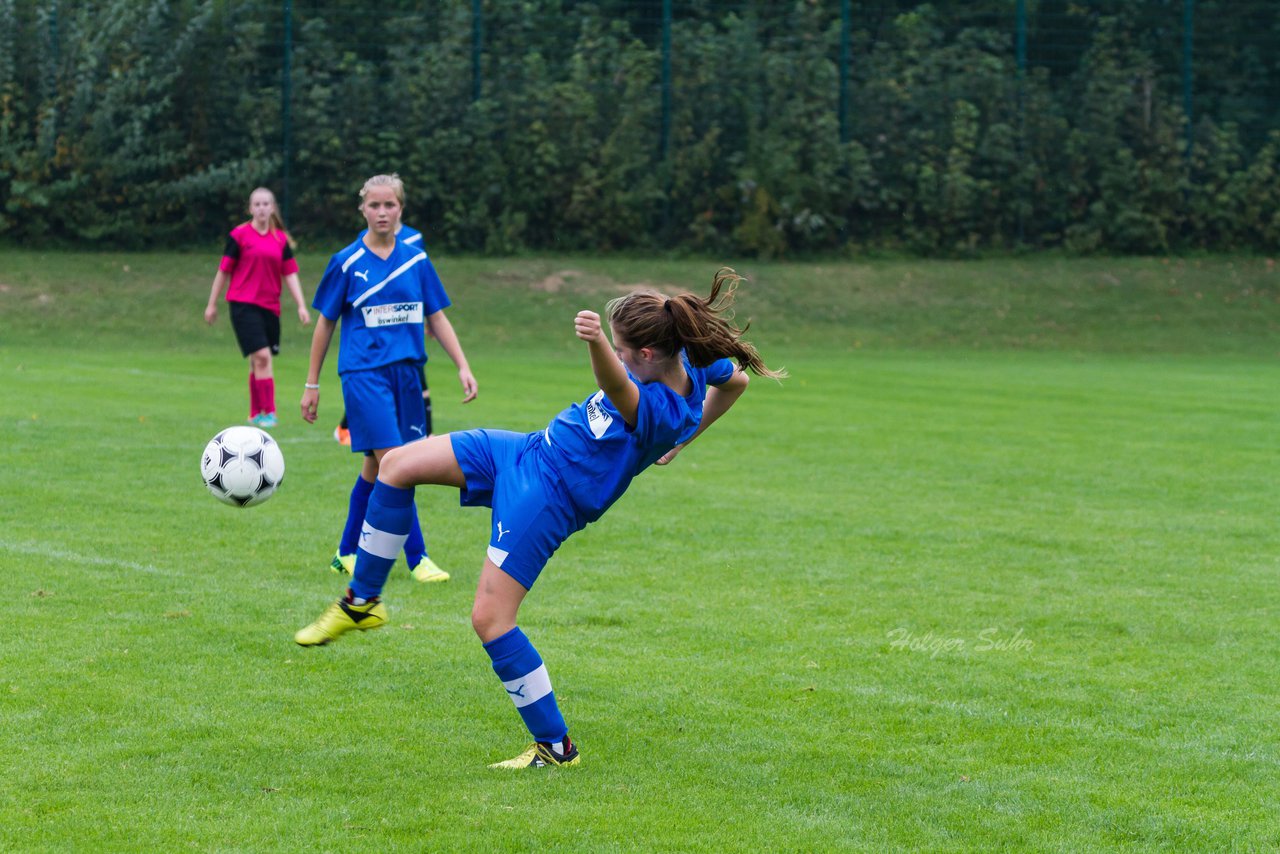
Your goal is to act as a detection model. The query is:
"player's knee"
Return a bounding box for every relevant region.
[471,601,512,642]
[470,603,494,639]
[378,446,411,487]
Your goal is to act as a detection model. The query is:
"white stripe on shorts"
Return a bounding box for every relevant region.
[487,545,509,567]
[502,663,553,708]
[359,520,407,560]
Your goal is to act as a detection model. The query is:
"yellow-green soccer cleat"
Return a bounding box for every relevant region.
[488,739,580,769]
[329,551,355,576]
[410,556,450,583]
[294,597,387,646]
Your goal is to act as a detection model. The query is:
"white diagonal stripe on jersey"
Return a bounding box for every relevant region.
[487,545,509,567]
[402,233,422,245]
[502,663,553,708]
[359,520,407,560]
[352,252,428,308]
[341,247,366,273]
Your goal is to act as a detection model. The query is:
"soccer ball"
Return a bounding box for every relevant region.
[200,426,285,507]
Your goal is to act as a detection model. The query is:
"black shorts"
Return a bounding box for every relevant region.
[229,301,281,357]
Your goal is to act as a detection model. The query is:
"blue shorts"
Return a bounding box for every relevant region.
[340,362,428,453]
[450,428,585,590]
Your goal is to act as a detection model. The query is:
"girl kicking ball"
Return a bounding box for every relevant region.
[295,267,784,769]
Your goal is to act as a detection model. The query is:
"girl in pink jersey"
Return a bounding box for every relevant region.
[204,187,312,428]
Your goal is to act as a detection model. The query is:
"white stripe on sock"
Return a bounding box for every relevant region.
[359,520,408,560]
[502,663,553,709]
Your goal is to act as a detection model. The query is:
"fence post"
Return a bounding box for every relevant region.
[281,0,293,225]
[39,1,59,159]
[659,0,672,238]
[1016,0,1026,245]
[472,0,483,101]
[839,0,851,143]
[48,0,59,68]
[660,0,672,161]
[1182,0,1193,159]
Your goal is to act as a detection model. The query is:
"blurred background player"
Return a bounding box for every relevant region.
[204,187,311,428]
[300,174,477,584]
[334,219,432,446]
[294,268,784,769]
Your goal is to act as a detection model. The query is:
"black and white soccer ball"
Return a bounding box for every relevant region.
[200,426,286,507]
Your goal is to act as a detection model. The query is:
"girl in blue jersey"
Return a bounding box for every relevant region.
[295,267,784,769]
[300,174,478,585]
[334,219,430,446]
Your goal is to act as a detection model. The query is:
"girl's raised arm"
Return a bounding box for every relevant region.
[575,309,639,426]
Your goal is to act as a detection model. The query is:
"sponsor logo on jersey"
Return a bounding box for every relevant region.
[361,301,423,328]
[585,389,613,439]
[353,269,369,282]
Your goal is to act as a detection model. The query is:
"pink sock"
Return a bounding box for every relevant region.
[248,371,261,417]
[260,377,275,414]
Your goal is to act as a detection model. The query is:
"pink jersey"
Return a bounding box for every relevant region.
[219,222,300,315]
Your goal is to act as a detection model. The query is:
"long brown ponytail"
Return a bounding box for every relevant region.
[606,267,786,380]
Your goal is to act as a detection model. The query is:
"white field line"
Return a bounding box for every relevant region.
[0,539,176,577]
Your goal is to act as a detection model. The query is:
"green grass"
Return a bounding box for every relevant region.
[2,251,1278,851]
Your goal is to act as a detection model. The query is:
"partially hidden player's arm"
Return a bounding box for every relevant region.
[425,310,477,403]
[575,309,639,427]
[654,368,749,465]
[284,272,311,326]
[204,270,229,324]
[301,315,336,423]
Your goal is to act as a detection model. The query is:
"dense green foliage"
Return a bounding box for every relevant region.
[2,1,1279,253]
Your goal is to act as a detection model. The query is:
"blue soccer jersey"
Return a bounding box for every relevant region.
[312,236,451,375]
[541,355,736,521]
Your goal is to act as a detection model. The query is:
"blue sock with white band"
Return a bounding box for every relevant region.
[339,475,375,555]
[483,627,568,746]
[349,481,414,601]
[403,503,426,568]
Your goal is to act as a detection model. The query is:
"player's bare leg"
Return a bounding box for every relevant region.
[473,561,580,769]
[378,435,467,489]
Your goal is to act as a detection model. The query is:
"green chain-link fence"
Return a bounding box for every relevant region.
[3,1,1279,253]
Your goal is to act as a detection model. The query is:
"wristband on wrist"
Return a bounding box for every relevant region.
[304,383,320,390]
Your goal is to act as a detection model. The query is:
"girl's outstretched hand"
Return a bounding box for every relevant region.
[655,444,684,466]
[575,310,603,343]
[300,388,319,423]
[458,368,478,403]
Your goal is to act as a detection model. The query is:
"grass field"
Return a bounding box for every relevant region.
[2,251,1278,851]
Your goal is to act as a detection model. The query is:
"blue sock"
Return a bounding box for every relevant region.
[349,481,414,600]
[339,475,375,555]
[403,501,425,568]
[483,627,568,745]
